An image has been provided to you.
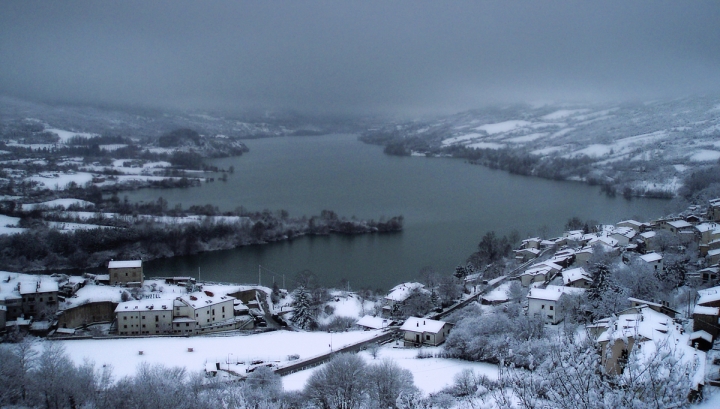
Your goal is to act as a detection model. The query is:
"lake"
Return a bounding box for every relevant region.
[120,134,671,291]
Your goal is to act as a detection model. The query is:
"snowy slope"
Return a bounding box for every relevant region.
[363,96,720,195]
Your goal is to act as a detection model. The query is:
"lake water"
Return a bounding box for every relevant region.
[120,134,671,291]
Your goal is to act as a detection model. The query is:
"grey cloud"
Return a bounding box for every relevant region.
[1,1,719,116]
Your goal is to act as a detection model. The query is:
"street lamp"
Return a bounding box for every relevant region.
[227,352,234,366]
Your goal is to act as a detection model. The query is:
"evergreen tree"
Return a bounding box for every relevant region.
[290,286,315,330]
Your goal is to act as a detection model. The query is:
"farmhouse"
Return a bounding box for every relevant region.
[399,317,451,347]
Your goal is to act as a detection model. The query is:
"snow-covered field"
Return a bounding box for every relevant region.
[0,214,26,235]
[20,198,94,211]
[52,330,383,379]
[282,344,499,395]
[25,172,94,190]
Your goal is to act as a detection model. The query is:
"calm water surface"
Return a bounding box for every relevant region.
[121,134,671,290]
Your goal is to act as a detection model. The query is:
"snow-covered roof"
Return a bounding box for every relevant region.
[617,220,644,228]
[108,260,142,269]
[693,305,719,316]
[527,285,584,302]
[561,267,592,285]
[639,252,662,263]
[610,226,637,239]
[115,298,175,313]
[18,278,59,295]
[708,249,720,257]
[385,282,425,302]
[523,261,562,277]
[357,315,388,329]
[588,235,618,248]
[596,306,706,389]
[695,222,720,233]
[666,220,692,229]
[177,291,234,309]
[640,231,656,239]
[400,317,447,334]
[690,330,713,344]
[698,286,720,306]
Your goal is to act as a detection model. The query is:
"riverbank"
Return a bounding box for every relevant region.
[0,207,403,273]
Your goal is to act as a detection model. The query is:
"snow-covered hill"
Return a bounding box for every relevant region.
[361,96,720,197]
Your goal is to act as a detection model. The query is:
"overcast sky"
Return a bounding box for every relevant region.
[1,1,719,116]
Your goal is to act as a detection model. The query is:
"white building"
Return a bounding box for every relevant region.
[399,317,452,346]
[115,297,174,336]
[561,267,592,288]
[639,252,663,273]
[527,285,585,324]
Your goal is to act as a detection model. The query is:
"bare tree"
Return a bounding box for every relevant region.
[366,359,417,409]
[304,354,369,409]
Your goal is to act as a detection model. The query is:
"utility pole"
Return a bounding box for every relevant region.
[198,267,201,283]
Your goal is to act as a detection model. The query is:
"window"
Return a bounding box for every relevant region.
[541,305,545,309]
[222,306,225,312]
[142,324,146,328]
[123,325,127,328]
[155,316,159,322]
[123,316,127,320]
[40,298,43,302]
[212,309,215,315]
[425,335,430,340]
[186,323,190,327]
[549,306,554,310]
[142,316,146,319]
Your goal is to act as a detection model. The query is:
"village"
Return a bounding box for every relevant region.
[3,198,720,406]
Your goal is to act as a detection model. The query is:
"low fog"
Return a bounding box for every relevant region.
[1,1,719,116]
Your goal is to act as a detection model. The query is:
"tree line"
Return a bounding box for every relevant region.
[0,206,403,272]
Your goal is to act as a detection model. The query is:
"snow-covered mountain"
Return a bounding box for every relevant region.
[361,96,720,197]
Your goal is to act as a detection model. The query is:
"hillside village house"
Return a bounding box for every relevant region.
[638,231,657,252]
[708,249,720,266]
[709,198,720,222]
[658,219,693,235]
[616,219,647,232]
[520,261,563,286]
[400,317,451,347]
[1,272,59,324]
[20,279,59,319]
[109,260,143,286]
[382,282,426,318]
[561,267,592,288]
[609,226,636,246]
[595,305,705,393]
[693,305,720,341]
[639,252,663,273]
[527,285,585,324]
